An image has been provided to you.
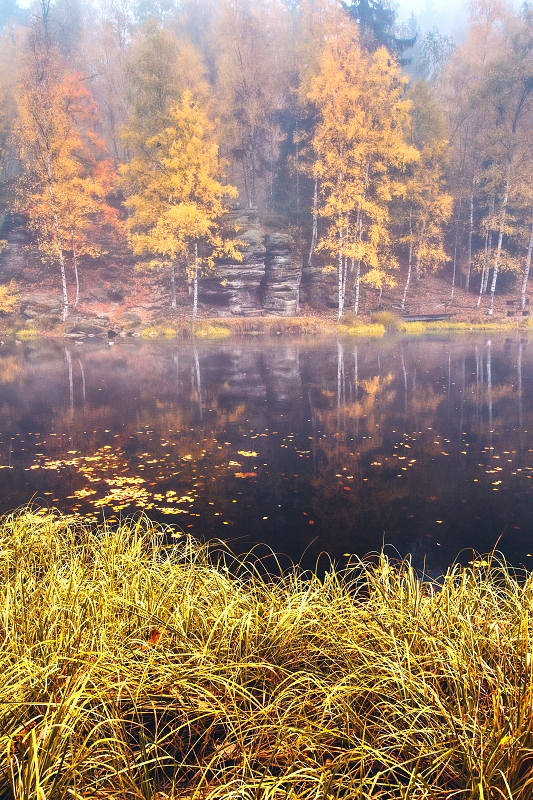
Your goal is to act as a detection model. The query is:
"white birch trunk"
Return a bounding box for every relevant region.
[192,241,199,322]
[520,212,533,312]
[71,229,79,309]
[488,167,511,315]
[401,211,413,314]
[307,176,318,268]
[171,262,176,309]
[465,178,475,291]
[46,155,68,321]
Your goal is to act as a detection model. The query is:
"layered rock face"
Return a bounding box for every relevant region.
[198,208,266,315]
[262,233,300,316]
[198,209,301,316]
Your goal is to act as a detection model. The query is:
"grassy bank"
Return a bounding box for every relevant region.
[2,511,533,799]
[7,311,533,342]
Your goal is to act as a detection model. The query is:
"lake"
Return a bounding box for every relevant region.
[0,334,532,571]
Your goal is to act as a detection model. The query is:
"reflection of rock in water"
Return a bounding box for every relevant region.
[202,348,266,407]
[264,347,301,409]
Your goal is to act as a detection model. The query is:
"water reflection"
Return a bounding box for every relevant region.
[0,335,532,571]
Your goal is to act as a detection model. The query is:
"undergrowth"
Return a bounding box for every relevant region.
[2,510,533,799]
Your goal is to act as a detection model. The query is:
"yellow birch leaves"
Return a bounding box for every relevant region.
[309,22,418,316]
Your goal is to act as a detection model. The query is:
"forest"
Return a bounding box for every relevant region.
[1,0,533,324]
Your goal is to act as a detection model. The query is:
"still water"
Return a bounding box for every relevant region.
[0,335,532,570]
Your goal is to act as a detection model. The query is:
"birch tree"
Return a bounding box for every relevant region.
[15,25,116,320]
[309,20,417,318]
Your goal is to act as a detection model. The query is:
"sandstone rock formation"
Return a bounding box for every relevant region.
[198,209,302,316]
[198,208,266,315]
[262,232,300,316]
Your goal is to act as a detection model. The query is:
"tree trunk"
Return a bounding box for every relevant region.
[192,242,199,322]
[520,211,533,311]
[465,178,475,291]
[353,161,369,312]
[488,167,511,315]
[401,211,413,314]
[307,176,318,267]
[47,156,68,321]
[171,262,176,309]
[354,258,361,316]
[295,125,300,209]
[337,231,344,320]
[477,194,494,308]
[71,229,80,309]
[450,201,461,300]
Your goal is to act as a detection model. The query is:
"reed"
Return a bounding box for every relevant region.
[1,510,533,799]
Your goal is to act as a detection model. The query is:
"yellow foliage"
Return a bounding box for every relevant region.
[0,281,18,314]
[193,323,231,339]
[121,90,242,309]
[309,22,418,316]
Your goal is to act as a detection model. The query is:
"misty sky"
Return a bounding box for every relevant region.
[395,0,468,36]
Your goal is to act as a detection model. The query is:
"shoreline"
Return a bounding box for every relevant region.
[3,312,533,342]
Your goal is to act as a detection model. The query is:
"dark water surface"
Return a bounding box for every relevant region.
[0,334,532,571]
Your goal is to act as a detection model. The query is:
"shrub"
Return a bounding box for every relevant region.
[371,310,401,331]
[15,327,39,340]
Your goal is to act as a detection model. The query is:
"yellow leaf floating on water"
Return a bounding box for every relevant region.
[157,506,188,515]
[73,488,97,498]
[237,451,258,457]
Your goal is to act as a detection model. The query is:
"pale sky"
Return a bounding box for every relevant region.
[395,0,468,37]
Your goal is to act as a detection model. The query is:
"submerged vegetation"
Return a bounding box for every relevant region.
[2,510,533,799]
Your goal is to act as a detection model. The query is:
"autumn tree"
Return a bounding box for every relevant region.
[120,90,241,318]
[397,80,452,312]
[15,21,118,320]
[309,20,418,318]
[85,0,132,161]
[441,0,515,303]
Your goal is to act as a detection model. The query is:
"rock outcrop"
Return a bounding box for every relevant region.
[198,208,266,315]
[198,209,302,316]
[262,233,300,316]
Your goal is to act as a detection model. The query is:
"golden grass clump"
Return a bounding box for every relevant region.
[338,321,386,337]
[2,510,533,799]
[220,316,336,337]
[193,323,232,339]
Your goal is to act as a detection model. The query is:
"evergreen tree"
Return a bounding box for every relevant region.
[342,0,416,61]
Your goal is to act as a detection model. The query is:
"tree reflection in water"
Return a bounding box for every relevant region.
[0,335,532,571]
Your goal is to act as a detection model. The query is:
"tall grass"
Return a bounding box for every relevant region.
[1,511,533,799]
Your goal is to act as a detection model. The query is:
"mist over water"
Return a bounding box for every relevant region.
[0,334,532,572]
